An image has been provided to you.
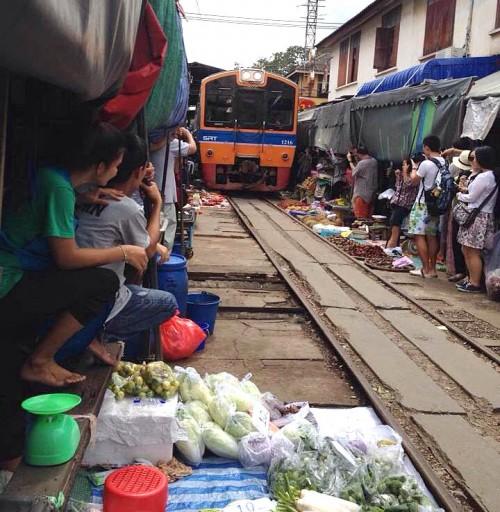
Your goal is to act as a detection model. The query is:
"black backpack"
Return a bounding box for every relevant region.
[422,158,455,216]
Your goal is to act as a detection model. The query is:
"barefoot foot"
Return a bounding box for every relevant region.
[21,358,85,387]
[88,340,117,366]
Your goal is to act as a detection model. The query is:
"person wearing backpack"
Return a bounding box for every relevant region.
[408,135,446,278]
[455,146,499,293]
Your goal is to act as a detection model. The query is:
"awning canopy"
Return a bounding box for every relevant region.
[0,0,142,101]
[356,56,500,96]
[466,70,500,99]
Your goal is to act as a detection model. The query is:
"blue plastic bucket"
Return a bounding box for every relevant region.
[195,322,210,352]
[158,254,188,316]
[187,292,220,335]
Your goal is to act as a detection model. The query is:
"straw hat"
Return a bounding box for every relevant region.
[452,150,472,171]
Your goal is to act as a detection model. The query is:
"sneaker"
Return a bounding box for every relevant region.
[456,277,469,288]
[456,281,481,293]
[448,273,466,283]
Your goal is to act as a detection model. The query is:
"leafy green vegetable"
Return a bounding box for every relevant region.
[225,412,257,439]
[202,422,239,459]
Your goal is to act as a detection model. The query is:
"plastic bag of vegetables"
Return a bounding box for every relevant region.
[184,400,211,425]
[238,432,272,468]
[225,412,257,439]
[178,367,213,404]
[208,393,236,429]
[280,419,318,450]
[205,372,240,392]
[202,422,239,459]
[175,409,205,466]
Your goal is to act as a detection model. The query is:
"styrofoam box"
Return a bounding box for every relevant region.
[83,391,179,467]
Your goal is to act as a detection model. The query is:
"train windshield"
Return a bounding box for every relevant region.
[265,78,295,131]
[205,76,236,128]
[235,89,265,129]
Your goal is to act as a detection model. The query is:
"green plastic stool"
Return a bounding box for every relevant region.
[22,393,82,466]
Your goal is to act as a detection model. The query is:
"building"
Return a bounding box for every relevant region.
[286,67,328,109]
[317,0,500,100]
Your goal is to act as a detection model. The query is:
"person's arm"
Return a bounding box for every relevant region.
[45,184,147,272]
[140,181,163,258]
[48,238,148,272]
[457,175,487,204]
[410,160,423,186]
[177,127,197,155]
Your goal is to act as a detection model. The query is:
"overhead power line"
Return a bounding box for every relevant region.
[184,12,342,29]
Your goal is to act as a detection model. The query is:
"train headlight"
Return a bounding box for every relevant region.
[281,153,289,161]
[206,149,214,157]
[253,71,263,81]
[241,70,252,81]
[240,69,265,84]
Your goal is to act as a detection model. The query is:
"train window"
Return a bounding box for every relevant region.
[205,77,236,127]
[235,89,265,129]
[266,79,295,131]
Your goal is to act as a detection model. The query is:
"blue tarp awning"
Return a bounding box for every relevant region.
[356,56,500,96]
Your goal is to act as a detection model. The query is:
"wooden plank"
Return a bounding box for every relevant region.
[0,344,122,511]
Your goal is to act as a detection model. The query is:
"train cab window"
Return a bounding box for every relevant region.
[235,89,264,129]
[265,79,295,131]
[205,77,236,127]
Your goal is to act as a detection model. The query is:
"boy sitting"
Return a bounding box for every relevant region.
[76,133,177,357]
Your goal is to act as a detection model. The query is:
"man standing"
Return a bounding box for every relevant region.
[149,127,197,250]
[347,146,378,219]
[408,135,445,278]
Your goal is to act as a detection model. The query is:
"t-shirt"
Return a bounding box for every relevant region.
[151,138,190,204]
[0,167,75,298]
[352,157,378,202]
[76,196,150,320]
[415,157,445,205]
[457,170,498,213]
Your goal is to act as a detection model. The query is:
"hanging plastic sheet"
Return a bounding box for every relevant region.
[101,3,168,129]
[146,0,189,132]
[462,97,500,141]
[313,100,353,154]
[0,0,142,101]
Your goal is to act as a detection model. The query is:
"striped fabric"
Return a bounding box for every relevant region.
[88,458,269,511]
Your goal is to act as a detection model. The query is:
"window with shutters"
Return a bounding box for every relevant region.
[337,39,349,87]
[374,6,401,72]
[348,32,361,83]
[423,0,456,56]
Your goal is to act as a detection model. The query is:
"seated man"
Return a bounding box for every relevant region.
[76,133,177,356]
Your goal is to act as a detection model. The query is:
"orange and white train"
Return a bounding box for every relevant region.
[197,69,298,191]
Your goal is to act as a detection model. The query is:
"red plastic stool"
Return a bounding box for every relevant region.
[104,465,168,512]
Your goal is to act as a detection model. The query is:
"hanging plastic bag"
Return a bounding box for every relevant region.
[484,231,500,301]
[160,314,206,361]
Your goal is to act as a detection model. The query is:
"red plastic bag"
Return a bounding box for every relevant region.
[160,313,206,361]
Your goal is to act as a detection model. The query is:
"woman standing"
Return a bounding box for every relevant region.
[456,146,499,293]
[387,157,419,248]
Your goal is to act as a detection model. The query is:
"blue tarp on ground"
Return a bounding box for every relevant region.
[356,56,500,96]
[84,457,268,511]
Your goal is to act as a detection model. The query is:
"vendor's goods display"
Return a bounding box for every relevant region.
[330,238,386,260]
[109,361,179,400]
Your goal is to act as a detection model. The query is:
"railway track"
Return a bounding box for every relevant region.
[209,195,500,512]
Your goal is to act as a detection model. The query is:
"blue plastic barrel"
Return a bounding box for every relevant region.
[187,292,220,335]
[158,254,188,316]
[172,242,182,255]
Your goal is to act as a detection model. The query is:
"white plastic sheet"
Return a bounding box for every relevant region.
[462,97,500,141]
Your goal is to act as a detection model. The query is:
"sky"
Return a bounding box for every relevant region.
[180,0,373,70]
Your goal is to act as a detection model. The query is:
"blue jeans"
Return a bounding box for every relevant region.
[105,285,177,342]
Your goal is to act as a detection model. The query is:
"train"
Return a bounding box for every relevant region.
[196,69,298,191]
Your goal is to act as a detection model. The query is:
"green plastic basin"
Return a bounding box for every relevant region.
[21,393,81,415]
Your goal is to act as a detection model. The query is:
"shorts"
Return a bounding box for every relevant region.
[389,205,410,227]
[353,196,373,219]
[408,202,439,236]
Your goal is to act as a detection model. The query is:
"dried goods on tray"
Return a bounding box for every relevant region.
[330,239,386,260]
[364,256,414,272]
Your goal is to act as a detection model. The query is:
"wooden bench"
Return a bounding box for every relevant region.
[0,343,122,512]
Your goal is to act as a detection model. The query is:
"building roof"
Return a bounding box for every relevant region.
[316,0,385,49]
[287,68,324,79]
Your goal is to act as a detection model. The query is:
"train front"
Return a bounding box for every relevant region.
[197,69,298,191]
